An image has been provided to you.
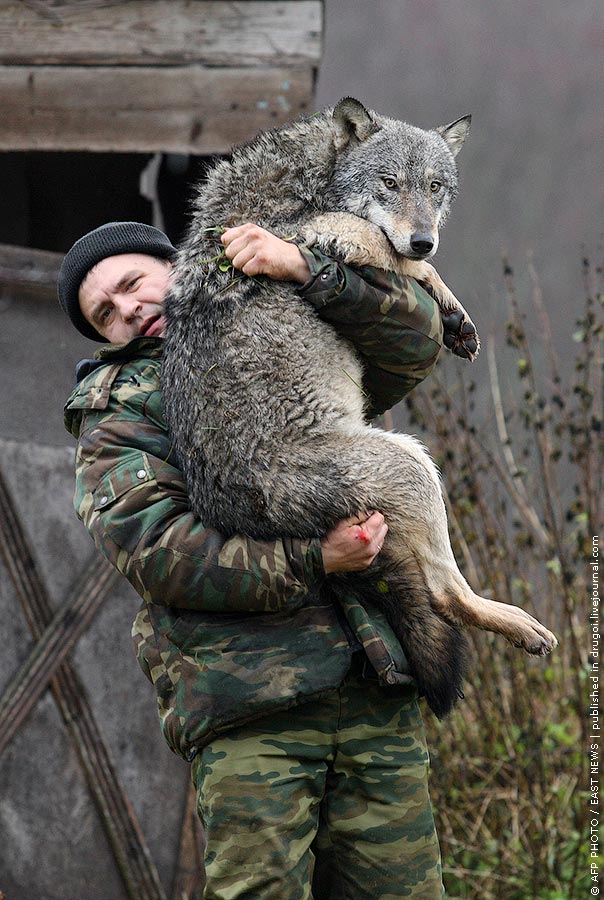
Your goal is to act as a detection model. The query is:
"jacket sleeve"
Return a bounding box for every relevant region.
[298,246,444,417]
[72,394,325,613]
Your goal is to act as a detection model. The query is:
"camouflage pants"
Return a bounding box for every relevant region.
[191,653,444,899]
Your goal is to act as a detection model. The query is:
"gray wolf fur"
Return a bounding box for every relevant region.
[162,98,557,718]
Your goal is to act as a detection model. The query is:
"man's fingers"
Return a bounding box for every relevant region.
[221,236,253,264]
[221,223,262,256]
[320,510,387,574]
[352,513,388,556]
[221,226,269,275]
[230,247,257,273]
[353,510,386,535]
[373,521,388,547]
[221,223,258,246]
[220,223,310,283]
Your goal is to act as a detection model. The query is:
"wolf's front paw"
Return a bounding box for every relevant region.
[441,309,480,361]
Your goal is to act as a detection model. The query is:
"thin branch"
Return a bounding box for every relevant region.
[486,336,530,500]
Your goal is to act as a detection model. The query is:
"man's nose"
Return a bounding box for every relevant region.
[117,297,141,322]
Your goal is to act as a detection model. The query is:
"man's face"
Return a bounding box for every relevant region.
[79,253,172,343]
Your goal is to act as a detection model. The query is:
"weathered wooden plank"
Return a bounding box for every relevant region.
[0,1,323,67]
[0,242,61,298]
[0,552,118,759]
[0,465,167,900]
[0,64,314,152]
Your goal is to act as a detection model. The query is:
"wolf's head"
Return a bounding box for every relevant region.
[327,98,470,260]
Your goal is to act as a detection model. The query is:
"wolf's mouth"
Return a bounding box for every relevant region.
[379,227,430,261]
[406,250,433,261]
[378,226,405,257]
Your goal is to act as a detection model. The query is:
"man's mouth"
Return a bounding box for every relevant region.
[140,315,164,337]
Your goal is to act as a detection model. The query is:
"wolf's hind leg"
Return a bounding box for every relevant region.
[252,427,469,715]
[374,430,557,656]
[430,590,558,656]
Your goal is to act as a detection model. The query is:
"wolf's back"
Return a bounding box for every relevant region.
[187,111,336,243]
[161,109,368,535]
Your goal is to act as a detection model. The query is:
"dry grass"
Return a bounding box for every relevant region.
[399,257,602,899]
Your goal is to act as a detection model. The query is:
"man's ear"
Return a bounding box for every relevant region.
[436,115,472,157]
[332,97,380,150]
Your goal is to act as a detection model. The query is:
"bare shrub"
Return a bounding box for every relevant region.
[398,258,602,899]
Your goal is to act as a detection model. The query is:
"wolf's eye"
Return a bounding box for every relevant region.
[382,176,398,190]
[430,180,443,193]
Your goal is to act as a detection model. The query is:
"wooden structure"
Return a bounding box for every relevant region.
[0,0,322,154]
[0,3,323,899]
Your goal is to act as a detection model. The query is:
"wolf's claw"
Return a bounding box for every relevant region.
[518,626,558,656]
[442,310,480,361]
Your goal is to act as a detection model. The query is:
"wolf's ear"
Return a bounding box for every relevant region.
[333,97,380,150]
[436,115,472,157]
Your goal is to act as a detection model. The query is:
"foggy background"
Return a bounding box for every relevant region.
[317,0,603,357]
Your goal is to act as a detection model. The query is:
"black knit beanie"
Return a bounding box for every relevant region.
[57,221,177,342]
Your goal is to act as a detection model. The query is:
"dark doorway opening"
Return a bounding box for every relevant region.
[0,151,209,253]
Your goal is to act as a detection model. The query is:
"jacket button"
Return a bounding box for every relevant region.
[100,496,108,505]
[136,469,146,479]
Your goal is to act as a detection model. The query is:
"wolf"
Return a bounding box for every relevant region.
[162,98,557,718]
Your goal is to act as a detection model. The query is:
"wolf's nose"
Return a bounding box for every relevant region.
[410,233,434,256]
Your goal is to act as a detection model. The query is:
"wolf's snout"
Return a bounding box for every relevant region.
[410,233,434,257]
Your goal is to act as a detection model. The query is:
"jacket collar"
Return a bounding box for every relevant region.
[94,335,164,362]
[75,336,163,384]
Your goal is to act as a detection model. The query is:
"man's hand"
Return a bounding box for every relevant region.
[320,511,388,575]
[221,223,311,284]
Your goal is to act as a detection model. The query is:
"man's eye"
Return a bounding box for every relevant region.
[100,307,112,322]
[127,277,141,289]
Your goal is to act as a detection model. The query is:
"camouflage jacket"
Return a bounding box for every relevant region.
[64,248,443,762]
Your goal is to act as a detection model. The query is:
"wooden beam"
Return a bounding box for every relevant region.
[0,64,314,153]
[171,782,206,900]
[0,1,323,67]
[0,242,62,299]
[0,552,118,759]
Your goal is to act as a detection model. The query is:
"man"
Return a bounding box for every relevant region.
[61,220,445,899]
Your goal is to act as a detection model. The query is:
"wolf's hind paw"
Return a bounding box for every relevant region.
[442,310,480,361]
[512,620,558,656]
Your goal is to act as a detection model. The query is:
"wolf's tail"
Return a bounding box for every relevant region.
[332,552,469,719]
